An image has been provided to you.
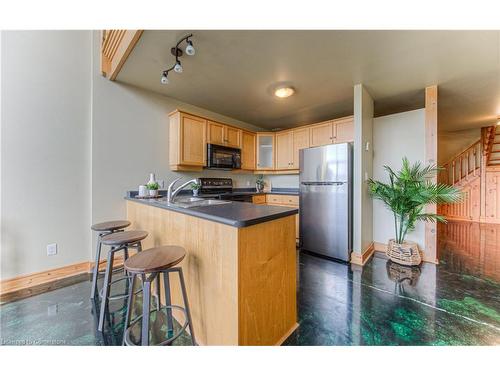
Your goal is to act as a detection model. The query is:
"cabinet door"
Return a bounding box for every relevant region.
[256,133,275,170]
[310,121,333,147]
[275,131,293,170]
[334,118,354,143]
[180,114,206,166]
[207,121,225,146]
[241,131,256,170]
[292,128,310,169]
[225,126,242,148]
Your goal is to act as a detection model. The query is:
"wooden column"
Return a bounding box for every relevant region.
[425,85,438,263]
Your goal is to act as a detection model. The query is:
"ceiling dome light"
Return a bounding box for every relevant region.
[174,62,183,73]
[185,41,195,56]
[161,72,169,85]
[274,87,295,98]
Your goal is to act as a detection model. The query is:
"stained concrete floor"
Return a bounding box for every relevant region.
[1,221,499,345]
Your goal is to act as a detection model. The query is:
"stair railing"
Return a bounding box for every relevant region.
[440,140,481,185]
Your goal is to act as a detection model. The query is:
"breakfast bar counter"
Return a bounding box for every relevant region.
[125,196,298,345]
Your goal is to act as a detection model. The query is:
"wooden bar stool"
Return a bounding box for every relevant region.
[97,230,148,332]
[122,245,196,346]
[90,220,131,300]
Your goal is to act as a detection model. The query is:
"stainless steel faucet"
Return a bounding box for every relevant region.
[167,177,200,203]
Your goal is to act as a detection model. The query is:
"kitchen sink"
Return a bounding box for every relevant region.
[168,197,232,208]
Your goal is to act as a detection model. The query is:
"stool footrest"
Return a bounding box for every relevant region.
[98,275,141,301]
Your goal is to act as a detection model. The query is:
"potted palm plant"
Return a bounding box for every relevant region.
[368,158,461,266]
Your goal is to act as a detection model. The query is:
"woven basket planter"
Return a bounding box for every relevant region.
[386,239,422,266]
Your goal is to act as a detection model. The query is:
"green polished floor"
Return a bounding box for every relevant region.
[1,221,499,345]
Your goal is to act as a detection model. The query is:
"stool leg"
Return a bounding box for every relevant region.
[123,273,136,345]
[177,268,196,345]
[141,274,152,346]
[98,247,115,331]
[162,272,174,336]
[90,232,104,299]
[155,276,161,312]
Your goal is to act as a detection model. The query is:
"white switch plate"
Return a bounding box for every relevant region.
[47,304,58,316]
[47,243,57,256]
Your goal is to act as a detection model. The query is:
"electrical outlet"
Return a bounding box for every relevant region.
[47,243,57,256]
[47,304,58,316]
[157,180,164,189]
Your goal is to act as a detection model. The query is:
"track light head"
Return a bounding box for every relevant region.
[160,72,169,85]
[185,40,195,56]
[174,62,183,73]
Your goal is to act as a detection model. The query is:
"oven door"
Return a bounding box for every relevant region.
[207,144,241,169]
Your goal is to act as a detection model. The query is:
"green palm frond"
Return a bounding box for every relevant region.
[368,157,461,244]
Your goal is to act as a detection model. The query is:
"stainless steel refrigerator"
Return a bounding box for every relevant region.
[299,143,352,261]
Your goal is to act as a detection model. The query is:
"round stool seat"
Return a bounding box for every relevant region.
[125,245,186,274]
[101,230,148,246]
[91,220,130,232]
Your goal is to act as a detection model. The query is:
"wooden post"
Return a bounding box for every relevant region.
[425,85,438,263]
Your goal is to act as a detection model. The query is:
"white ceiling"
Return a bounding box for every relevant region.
[117,30,500,131]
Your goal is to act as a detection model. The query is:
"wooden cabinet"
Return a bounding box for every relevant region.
[310,121,334,147]
[252,194,266,204]
[169,111,206,170]
[241,131,256,170]
[275,131,293,170]
[225,126,241,148]
[256,133,275,170]
[207,121,225,145]
[334,118,354,143]
[310,118,353,147]
[292,128,310,168]
[208,121,241,148]
[265,194,300,239]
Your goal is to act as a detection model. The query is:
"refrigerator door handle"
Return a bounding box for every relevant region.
[301,181,345,186]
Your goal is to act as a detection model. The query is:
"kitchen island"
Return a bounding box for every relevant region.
[125,195,298,345]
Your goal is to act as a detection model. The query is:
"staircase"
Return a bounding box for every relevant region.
[439,125,500,223]
[485,126,500,166]
[439,140,482,221]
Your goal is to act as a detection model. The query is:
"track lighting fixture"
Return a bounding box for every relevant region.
[160,33,195,84]
[174,62,183,73]
[161,72,169,85]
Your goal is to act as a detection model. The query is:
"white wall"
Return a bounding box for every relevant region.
[1,31,92,279]
[353,84,374,254]
[372,109,426,250]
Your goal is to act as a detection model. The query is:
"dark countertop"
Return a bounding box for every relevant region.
[125,196,298,228]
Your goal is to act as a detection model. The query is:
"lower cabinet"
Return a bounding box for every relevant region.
[261,194,300,240]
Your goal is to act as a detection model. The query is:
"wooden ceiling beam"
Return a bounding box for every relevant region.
[101,30,143,81]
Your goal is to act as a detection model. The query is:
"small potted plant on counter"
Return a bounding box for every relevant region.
[146,182,160,197]
[191,181,201,197]
[256,175,265,193]
[368,157,461,266]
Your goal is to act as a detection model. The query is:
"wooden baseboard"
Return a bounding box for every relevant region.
[350,242,374,266]
[0,256,125,304]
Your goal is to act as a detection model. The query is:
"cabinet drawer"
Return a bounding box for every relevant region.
[252,195,266,204]
[266,194,299,206]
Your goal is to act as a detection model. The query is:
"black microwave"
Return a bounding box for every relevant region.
[207,144,241,169]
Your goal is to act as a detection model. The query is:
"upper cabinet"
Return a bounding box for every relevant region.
[275,131,293,170]
[169,111,207,171]
[292,128,310,168]
[208,121,241,148]
[310,121,334,147]
[310,117,353,147]
[334,117,354,143]
[256,133,275,170]
[169,109,352,174]
[241,131,256,170]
